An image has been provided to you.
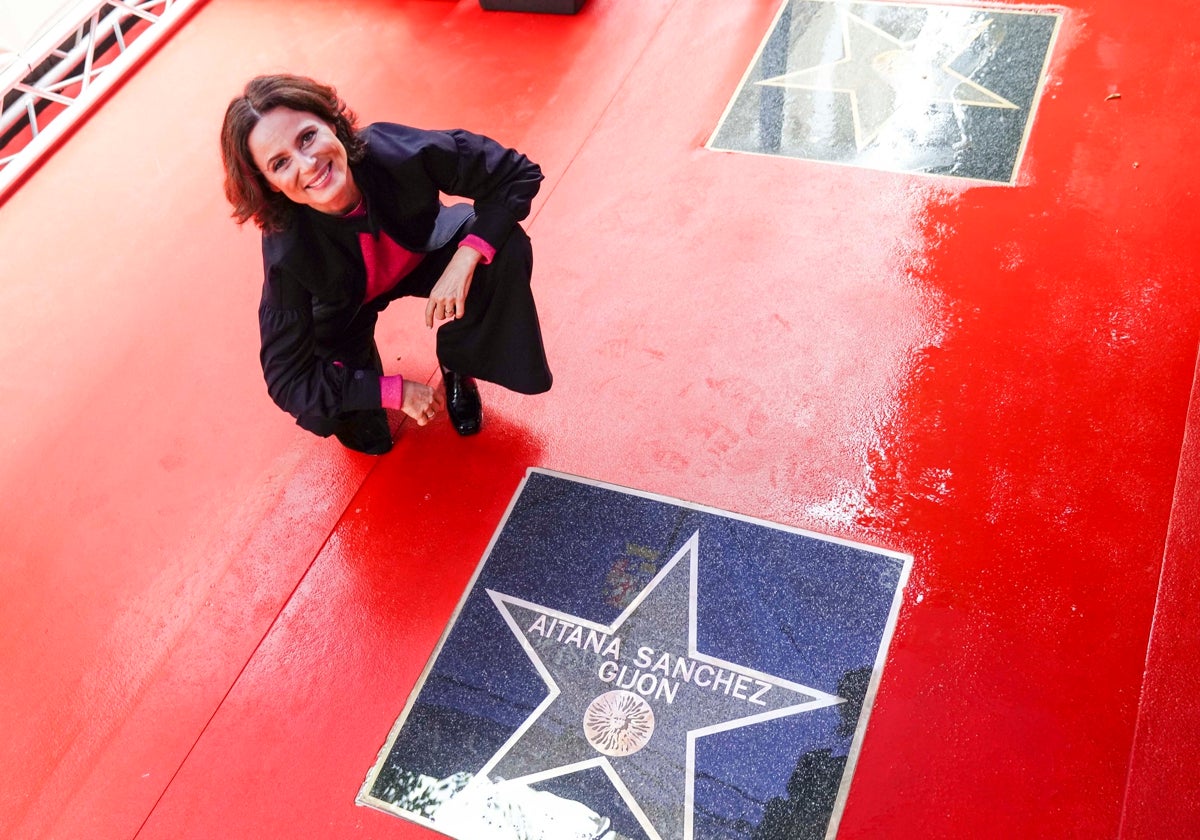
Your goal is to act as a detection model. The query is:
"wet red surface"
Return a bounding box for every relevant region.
[1,0,1198,838]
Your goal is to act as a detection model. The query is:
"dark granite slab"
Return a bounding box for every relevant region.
[709,0,1061,183]
[360,469,910,840]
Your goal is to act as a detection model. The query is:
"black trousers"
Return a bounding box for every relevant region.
[305,225,552,454]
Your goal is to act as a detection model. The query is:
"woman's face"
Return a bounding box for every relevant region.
[247,106,360,215]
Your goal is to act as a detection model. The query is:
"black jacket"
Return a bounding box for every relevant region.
[258,122,543,423]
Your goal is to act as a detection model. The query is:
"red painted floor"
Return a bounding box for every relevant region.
[1,0,1198,838]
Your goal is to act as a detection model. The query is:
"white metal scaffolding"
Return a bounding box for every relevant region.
[0,0,205,202]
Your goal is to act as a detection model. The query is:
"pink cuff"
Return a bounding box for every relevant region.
[380,374,404,410]
[459,234,495,264]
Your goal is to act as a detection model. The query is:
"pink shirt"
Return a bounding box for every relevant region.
[342,202,494,410]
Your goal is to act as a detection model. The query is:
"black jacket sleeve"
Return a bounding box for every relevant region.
[370,122,543,250]
[258,262,381,422]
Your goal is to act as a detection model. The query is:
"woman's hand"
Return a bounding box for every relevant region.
[401,379,445,426]
[425,246,483,328]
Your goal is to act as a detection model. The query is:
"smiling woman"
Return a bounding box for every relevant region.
[219,74,552,454]
[248,108,361,216]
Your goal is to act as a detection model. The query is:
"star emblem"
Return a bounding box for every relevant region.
[473,532,843,840]
[758,11,1017,150]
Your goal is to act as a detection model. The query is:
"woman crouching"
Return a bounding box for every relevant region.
[219,74,552,454]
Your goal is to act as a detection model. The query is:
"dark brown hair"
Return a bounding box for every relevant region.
[220,74,367,232]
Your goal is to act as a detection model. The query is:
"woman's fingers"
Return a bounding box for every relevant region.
[424,296,465,328]
[424,251,478,328]
[401,380,443,425]
[423,296,457,328]
[424,298,444,328]
[440,293,465,320]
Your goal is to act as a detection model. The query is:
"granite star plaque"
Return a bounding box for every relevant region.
[708,0,1062,182]
[359,470,911,840]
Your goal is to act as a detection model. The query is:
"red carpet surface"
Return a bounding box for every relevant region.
[1,0,1197,837]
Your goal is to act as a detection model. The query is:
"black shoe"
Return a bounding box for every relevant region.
[442,366,482,436]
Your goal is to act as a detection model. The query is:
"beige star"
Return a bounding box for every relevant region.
[759,12,1017,150]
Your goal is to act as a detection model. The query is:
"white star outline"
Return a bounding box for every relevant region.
[758,11,1018,150]
[474,531,845,840]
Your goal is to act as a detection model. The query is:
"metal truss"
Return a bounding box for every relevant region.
[0,0,206,202]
